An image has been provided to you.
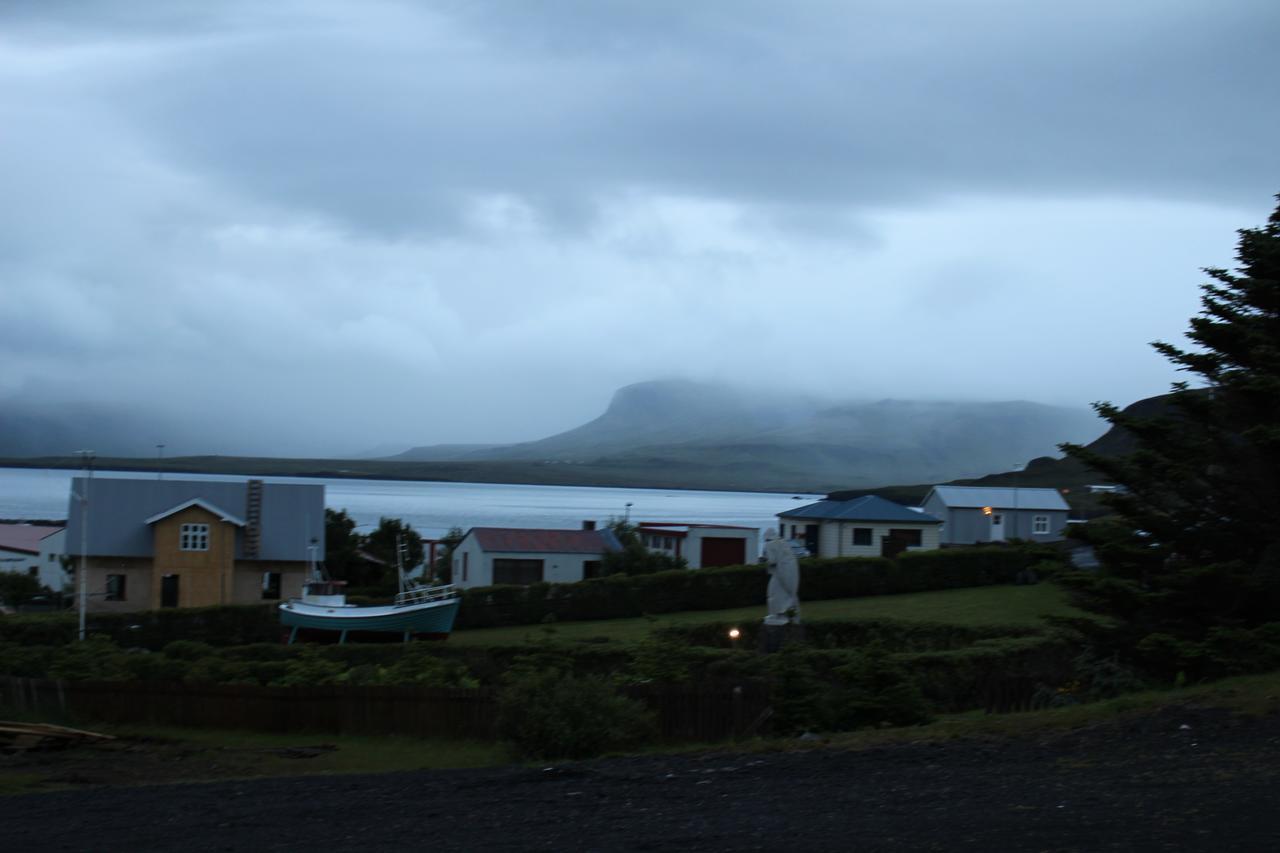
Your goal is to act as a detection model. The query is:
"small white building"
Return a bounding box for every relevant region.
[0,523,67,590]
[921,485,1070,544]
[635,522,759,568]
[451,526,623,588]
[776,495,942,559]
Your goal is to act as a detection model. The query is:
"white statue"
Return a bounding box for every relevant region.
[762,528,800,625]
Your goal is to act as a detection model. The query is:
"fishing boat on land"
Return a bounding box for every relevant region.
[278,537,460,643]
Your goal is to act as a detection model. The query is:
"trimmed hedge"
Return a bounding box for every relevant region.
[0,604,280,649]
[455,546,1049,630]
[0,545,1056,647]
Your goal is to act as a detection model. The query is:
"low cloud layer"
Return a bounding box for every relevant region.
[2,1,1277,456]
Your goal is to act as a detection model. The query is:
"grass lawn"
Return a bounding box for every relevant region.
[448,582,1083,647]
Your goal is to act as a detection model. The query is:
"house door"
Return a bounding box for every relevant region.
[700,537,746,568]
[990,513,1005,542]
[803,525,820,556]
[161,574,180,608]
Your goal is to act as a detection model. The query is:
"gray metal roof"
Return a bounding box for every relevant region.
[925,485,1070,511]
[65,477,325,561]
[778,495,941,524]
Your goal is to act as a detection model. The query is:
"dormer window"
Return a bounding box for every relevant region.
[180,523,210,551]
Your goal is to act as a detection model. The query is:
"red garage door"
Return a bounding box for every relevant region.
[700,537,747,568]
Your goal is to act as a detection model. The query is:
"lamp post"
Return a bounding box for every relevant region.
[75,450,95,642]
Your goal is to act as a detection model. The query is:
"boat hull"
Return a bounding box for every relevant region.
[278,597,460,636]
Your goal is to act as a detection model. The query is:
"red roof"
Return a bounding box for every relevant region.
[0,524,63,556]
[471,527,620,555]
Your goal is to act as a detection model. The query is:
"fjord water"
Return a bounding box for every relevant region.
[0,467,816,547]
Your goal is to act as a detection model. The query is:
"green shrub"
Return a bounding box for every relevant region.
[496,668,656,759]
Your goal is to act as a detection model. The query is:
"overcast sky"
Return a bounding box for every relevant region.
[3,0,1277,456]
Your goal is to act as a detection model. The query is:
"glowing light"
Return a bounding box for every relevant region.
[728,628,741,640]
[982,506,993,516]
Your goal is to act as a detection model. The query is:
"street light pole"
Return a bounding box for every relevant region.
[75,450,95,642]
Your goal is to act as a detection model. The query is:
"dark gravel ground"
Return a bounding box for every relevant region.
[5,705,1280,852]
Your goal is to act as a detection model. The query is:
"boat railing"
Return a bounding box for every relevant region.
[394,583,459,607]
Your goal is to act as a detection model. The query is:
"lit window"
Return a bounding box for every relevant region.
[180,523,209,551]
[1032,515,1050,535]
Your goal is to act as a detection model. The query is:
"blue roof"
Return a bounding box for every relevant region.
[778,495,941,524]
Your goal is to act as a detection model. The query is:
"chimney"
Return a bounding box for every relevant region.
[582,520,596,531]
[244,479,264,559]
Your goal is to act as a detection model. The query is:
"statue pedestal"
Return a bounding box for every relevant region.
[759,621,805,653]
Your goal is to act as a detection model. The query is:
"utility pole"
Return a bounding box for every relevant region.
[156,443,165,480]
[75,450,95,642]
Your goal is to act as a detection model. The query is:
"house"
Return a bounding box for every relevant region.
[635,522,759,568]
[451,526,622,589]
[921,485,1070,544]
[777,495,942,558]
[63,477,324,612]
[0,523,67,590]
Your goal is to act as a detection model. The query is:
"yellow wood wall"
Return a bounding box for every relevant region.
[150,506,237,609]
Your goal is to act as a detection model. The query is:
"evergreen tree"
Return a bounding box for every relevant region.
[364,517,426,578]
[1060,197,1280,673]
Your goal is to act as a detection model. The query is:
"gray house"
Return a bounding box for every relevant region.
[777,495,943,559]
[921,485,1069,545]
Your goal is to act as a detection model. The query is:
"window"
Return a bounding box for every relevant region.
[180,523,209,551]
[493,558,544,585]
[1032,515,1050,535]
[261,572,281,600]
[49,554,56,562]
[991,514,1003,526]
[105,574,127,601]
[852,528,873,546]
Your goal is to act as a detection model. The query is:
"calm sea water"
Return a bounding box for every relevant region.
[0,467,818,547]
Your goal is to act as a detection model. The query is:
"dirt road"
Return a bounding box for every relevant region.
[4,705,1279,852]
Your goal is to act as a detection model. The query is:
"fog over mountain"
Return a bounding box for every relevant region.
[393,379,1104,488]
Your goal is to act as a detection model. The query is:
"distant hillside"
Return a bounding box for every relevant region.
[2,379,1116,494]
[392,379,1103,490]
[0,404,187,458]
[828,393,1179,514]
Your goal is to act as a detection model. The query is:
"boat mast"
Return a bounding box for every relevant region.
[396,533,406,594]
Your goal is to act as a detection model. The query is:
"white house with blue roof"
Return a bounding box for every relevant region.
[777,495,942,559]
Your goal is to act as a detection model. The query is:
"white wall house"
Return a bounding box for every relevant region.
[451,527,623,589]
[0,524,67,590]
[777,496,942,559]
[636,522,759,568]
[921,485,1070,544]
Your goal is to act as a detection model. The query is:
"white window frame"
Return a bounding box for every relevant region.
[180,523,210,551]
[1032,515,1050,535]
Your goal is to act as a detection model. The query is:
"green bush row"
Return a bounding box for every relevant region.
[0,545,1055,647]
[456,545,1051,630]
[0,637,477,688]
[0,604,281,648]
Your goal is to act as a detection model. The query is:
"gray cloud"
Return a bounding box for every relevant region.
[0,1,1277,456]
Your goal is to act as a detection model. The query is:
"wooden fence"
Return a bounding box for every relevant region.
[0,677,771,743]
